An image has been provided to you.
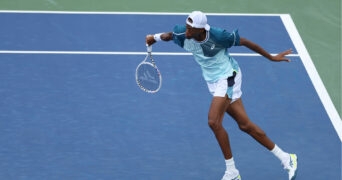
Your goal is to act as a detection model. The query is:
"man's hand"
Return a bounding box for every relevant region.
[270,49,292,62]
[146,34,156,46]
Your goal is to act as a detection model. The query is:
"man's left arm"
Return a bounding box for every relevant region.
[239,37,292,62]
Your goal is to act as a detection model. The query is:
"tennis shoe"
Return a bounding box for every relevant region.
[221,170,241,180]
[283,154,298,180]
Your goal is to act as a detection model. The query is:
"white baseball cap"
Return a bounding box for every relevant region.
[186,11,210,31]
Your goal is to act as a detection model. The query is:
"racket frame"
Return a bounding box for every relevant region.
[135,51,162,93]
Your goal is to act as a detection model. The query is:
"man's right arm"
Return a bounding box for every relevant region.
[146,32,173,46]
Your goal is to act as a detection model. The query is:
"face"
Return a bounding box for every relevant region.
[185,25,202,39]
[185,18,205,40]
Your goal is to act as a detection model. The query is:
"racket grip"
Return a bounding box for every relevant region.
[146,45,152,53]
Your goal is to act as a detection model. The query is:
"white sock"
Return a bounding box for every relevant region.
[271,144,289,164]
[225,158,239,176]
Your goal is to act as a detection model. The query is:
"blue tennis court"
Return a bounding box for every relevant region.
[0,11,341,180]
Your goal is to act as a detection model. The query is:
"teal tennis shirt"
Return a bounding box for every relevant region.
[172,25,240,83]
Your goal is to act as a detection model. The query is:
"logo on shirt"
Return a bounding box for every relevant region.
[210,44,215,50]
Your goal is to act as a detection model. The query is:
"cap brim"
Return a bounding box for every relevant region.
[205,24,210,31]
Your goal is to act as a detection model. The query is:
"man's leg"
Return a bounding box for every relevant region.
[208,96,240,180]
[226,98,298,180]
[208,95,232,159]
[225,98,275,150]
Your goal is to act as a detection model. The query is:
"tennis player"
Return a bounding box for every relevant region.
[145,11,298,180]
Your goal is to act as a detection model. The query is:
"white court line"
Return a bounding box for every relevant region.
[281,14,342,142]
[0,10,286,16]
[0,50,299,57]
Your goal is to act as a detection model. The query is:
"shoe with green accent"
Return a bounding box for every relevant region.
[284,154,298,180]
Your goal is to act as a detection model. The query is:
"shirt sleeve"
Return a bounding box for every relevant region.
[172,25,186,48]
[226,29,240,47]
[211,28,240,48]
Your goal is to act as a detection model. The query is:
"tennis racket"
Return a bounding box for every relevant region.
[135,45,162,93]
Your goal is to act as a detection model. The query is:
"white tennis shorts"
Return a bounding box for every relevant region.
[207,69,242,102]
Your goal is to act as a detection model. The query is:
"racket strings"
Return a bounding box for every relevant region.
[136,62,161,93]
[135,51,162,93]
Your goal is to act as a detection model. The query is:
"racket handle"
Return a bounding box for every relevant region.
[146,45,152,53]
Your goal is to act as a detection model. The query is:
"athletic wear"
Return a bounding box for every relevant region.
[223,158,241,180]
[284,154,298,180]
[222,173,241,180]
[172,25,240,83]
[207,68,242,101]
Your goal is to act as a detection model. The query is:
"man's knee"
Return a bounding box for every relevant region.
[238,122,252,133]
[208,118,222,131]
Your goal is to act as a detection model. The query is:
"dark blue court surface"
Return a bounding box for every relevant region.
[0,12,340,180]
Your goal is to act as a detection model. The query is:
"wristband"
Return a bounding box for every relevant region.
[153,33,163,41]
